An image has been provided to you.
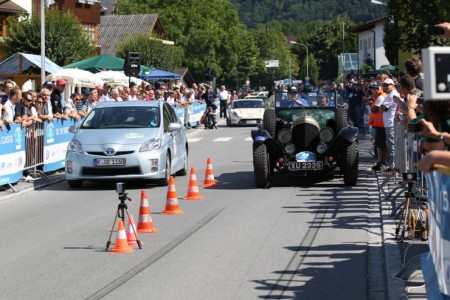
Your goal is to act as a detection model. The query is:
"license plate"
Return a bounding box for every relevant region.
[288,161,323,170]
[246,120,257,124]
[94,158,126,166]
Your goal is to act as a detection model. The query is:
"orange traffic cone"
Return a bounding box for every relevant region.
[183,167,204,200]
[110,220,133,253]
[203,157,218,188]
[137,190,159,233]
[126,215,143,247]
[161,176,184,215]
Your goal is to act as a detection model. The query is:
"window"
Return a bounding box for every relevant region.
[82,23,96,44]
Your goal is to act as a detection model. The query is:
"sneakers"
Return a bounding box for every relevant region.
[372,161,387,171]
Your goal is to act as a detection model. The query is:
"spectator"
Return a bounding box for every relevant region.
[10,87,23,123]
[376,78,401,174]
[201,86,215,107]
[20,91,34,127]
[99,83,111,102]
[403,58,423,91]
[85,90,99,113]
[110,88,122,102]
[64,93,80,121]
[37,90,53,122]
[50,79,65,118]
[31,95,44,123]
[368,81,387,171]
[218,85,229,119]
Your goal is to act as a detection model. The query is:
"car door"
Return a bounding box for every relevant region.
[165,103,186,170]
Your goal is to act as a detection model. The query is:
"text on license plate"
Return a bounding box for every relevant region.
[94,158,126,166]
[288,161,323,170]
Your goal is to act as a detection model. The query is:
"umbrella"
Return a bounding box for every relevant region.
[46,68,104,88]
[63,53,152,74]
[138,68,181,80]
[94,70,129,86]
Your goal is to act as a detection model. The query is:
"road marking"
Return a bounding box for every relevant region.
[244,137,253,142]
[213,137,232,142]
[188,138,202,143]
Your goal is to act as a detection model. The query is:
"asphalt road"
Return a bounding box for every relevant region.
[0,122,383,300]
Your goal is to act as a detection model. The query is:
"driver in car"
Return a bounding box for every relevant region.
[284,86,309,108]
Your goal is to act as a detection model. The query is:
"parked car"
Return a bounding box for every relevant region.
[65,101,188,188]
[251,89,358,188]
[226,99,265,126]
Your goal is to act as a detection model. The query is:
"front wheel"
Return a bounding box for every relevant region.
[342,141,359,186]
[157,153,171,186]
[253,143,270,188]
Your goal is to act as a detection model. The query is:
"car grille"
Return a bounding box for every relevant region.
[86,151,134,156]
[82,167,141,176]
[292,123,320,152]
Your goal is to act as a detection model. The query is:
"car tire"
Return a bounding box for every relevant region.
[336,106,348,134]
[175,148,188,176]
[226,117,231,126]
[157,153,171,186]
[253,143,270,188]
[263,109,276,137]
[67,180,83,188]
[342,141,358,186]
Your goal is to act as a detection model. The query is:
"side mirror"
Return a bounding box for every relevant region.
[168,122,182,132]
[69,125,77,133]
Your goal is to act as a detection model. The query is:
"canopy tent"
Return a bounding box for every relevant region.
[0,52,61,75]
[63,54,151,74]
[364,65,398,78]
[46,68,104,88]
[138,68,182,80]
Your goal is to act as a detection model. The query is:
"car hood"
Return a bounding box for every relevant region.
[74,128,160,145]
[232,108,265,117]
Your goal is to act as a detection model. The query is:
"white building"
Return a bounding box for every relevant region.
[350,17,390,70]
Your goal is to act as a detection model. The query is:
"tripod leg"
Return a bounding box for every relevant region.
[125,208,142,249]
[400,194,410,243]
[106,210,120,250]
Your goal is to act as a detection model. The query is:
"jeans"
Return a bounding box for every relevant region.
[385,126,395,168]
[219,100,227,118]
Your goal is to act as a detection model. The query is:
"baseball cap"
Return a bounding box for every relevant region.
[382,78,394,85]
[369,81,381,88]
[56,79,66,86]
[43,81,54,88]
[95,85,103,91]
[81,88,90,95]
[290,86,297,92]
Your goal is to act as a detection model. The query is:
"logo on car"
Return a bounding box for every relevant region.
[105,148,116,156]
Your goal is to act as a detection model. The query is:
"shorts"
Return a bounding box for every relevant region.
[375,126,387,149]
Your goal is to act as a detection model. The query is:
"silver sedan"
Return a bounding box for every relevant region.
[65,101,188,188]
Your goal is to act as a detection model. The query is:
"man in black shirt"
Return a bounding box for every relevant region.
[50,79,66,118]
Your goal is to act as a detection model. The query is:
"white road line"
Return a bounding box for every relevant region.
[188,138,202,143]
[213,137,233,142]
[244,137,253,142]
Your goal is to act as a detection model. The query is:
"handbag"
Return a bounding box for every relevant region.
[200,116,205,124]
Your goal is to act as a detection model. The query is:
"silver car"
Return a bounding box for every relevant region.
[65,101,188,188]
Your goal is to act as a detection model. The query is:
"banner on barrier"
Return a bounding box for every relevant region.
[0,124,25,185]
[43,119,76,172]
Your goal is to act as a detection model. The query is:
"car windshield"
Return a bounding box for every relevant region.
[232,100,263,109]
[80,106,160,129]
[275,92,341,108]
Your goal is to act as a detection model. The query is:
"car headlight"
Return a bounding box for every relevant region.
[285,143,296,154]
[232,111,239,117]
[317,142,328,154]
[139,138,162,152]
[277,128,292,144]
[319,128,334,143]
[67,139,83,153]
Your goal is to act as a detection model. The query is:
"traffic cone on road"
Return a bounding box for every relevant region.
[183,167,204,200]
[202,157,218,188]
[137,190,159,233]
[110,220,133,253]
[126,215,143,247]
[161,176,184,215]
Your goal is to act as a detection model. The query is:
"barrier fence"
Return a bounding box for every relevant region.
[377,119,450,297]
[0,101,209,190]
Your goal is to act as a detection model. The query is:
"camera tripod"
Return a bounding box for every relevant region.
[105,192,142,250]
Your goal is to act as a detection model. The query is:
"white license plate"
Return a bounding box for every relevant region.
[94,158,126,166]
[246,120,257,124]
[288,161,323,170]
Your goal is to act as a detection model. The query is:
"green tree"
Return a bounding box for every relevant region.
[115,0,258,88]
[384,0,450,63]
[1,8,94,67]
[115,32,183,71]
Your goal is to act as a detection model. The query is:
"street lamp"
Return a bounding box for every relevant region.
[289,41,309,82]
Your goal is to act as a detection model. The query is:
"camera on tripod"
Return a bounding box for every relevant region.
[422,47,450,100]
[116,182,125,194]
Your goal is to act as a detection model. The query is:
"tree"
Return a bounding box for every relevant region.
[384,0,450,62]
[1,8,94,67]
[115,32,183,72]
[115,0,259,88]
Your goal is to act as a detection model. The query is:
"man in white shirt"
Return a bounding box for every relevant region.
[376,78,401,174]
[99,83,111,102]
[218,85,229,119]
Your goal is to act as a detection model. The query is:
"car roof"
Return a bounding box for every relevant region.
[96,101,161,108]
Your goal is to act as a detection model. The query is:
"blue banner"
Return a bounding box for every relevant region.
[43,119,77,172]
[0,123,25,185]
